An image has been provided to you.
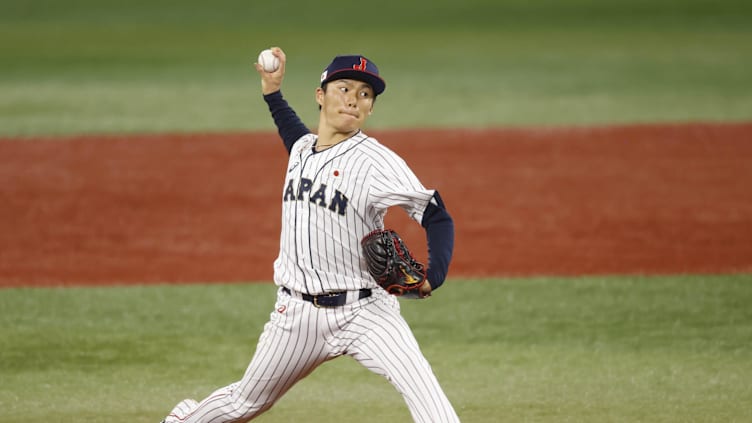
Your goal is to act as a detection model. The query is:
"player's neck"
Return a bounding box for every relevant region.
[315,126,360,151]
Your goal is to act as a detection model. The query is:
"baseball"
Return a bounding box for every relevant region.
[257,49,279,73]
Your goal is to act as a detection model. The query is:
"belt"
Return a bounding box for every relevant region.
[282,287,372,308]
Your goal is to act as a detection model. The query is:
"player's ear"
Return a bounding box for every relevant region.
[315,87,325,109]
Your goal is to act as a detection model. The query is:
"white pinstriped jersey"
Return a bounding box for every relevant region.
[273,130,435,294]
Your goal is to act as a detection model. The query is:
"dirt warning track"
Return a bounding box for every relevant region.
[1,122,751,287]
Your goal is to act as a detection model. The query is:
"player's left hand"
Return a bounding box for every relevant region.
[361,229,431,299]
[419,281,433,298]
[400,279,431,299]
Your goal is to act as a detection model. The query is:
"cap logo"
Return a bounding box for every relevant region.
[320,70,328,82]
[353,58,368,71]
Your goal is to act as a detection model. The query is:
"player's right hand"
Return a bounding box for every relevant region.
[255,46,286,95]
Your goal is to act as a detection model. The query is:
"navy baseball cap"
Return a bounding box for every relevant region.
[320,55,386,96]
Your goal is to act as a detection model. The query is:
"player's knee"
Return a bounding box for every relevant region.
[225,399,274,421]
[227,387,277,420]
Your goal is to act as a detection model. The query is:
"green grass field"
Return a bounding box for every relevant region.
[2,276,751,422]
[1,0,751,135]
[2,1,752,422]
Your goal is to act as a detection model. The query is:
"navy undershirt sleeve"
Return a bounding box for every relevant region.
[263,90,310,154]
[420,191,455,290]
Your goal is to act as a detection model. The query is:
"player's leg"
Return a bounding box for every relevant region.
[164,290,329,423]
[162,399,199,422]
[347,293,460,423]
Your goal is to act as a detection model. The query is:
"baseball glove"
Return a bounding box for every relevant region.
[361,229,429,298]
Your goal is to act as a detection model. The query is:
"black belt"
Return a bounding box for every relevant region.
[282,287,372,308]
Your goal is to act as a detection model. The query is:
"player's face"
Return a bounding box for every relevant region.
[317,79,375,133]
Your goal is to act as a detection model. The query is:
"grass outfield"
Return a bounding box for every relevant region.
[1,0,752,136]
[2,2,751,422]
[1,275,751,422]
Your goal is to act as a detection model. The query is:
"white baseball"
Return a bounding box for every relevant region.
[257,49,279,73]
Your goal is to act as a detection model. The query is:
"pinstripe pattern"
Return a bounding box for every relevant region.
[274,131,435,295]
[169,289,459,423]
[163,131,459,422]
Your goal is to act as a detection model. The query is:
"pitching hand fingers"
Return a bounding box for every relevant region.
[256,46,286,95]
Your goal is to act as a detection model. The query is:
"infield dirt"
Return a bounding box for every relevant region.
[1,123,751,287]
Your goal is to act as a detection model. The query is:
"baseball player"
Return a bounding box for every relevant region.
[161,47,458,423]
